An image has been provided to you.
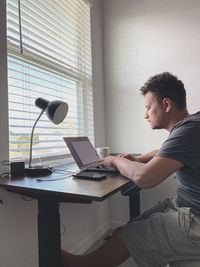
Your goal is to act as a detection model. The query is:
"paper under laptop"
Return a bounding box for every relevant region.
[63,136,118,173]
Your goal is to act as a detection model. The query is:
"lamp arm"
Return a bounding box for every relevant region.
[29,109,45,168]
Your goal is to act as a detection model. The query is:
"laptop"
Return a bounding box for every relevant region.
[63,136,118,173]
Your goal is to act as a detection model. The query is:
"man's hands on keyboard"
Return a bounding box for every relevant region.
[96,156,116,168]
[96,165,110,169]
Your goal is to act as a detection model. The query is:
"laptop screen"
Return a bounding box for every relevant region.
[72,140,99,165]
[63,137,100,168]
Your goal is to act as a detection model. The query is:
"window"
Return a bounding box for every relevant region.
[7,0,94,161]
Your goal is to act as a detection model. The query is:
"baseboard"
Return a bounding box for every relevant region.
[110,219,127,229]
[69,220,128,255]
[70,221,111,254]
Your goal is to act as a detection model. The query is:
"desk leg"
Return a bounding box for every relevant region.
[38,196,61,267]
[129,192,140,220]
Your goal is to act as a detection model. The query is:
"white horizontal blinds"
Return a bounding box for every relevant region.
[7,0,94,159]
[7,0,92,76]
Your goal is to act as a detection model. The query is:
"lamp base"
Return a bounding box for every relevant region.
[25,166,54,177]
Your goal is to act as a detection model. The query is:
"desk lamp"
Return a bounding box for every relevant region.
[25,97,68,176]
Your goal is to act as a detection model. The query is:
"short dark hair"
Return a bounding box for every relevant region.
[140,72,187,110]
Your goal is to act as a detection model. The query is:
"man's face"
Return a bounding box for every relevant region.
[144,92,166,129]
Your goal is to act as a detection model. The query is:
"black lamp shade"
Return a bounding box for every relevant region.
[35,97,68,124]
[47,101,68,124]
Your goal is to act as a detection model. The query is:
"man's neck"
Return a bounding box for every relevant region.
[166,109,189,132]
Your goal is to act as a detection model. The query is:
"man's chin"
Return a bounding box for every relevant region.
[150,123,161,130]
[151,125,162,130]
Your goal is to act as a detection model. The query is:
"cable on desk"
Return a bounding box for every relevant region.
[54,166,77,174]
[55,166,72,171]
[0,172,10,178]
[36,167,77,181]
[36,173,73,182]
[54,170,74,175]
[36,166,76,182]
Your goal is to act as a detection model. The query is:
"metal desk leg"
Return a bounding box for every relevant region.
[121,182,141,221]
[129,191,140,220]
[38,196,61,267]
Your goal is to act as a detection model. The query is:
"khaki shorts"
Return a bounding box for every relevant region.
[121,197,200,267]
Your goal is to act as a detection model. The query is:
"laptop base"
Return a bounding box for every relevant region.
[82,167,119,173]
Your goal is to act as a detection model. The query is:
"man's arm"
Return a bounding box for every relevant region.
[113,156,183,189]
[98,155,183,189]
[119,149,159,163]
[136,149,159,163]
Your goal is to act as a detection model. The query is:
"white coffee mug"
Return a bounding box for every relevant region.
[96,147,110,159]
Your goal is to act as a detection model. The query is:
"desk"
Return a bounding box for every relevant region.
[0,169,140,267]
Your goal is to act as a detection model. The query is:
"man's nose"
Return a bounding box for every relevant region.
[144,112,148,119]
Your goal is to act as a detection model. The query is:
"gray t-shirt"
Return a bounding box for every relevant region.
[156,112,200,210]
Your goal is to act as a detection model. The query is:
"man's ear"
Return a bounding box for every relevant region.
[162,98,172,112]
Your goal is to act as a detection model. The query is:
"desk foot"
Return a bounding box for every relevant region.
[129,192,140,220]
[38,196,61,267]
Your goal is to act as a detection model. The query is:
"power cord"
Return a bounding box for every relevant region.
[0,160,10,204]
[36,167,76,182]
[0,160,10,178]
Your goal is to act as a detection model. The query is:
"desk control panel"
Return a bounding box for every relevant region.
[121,181,140,195]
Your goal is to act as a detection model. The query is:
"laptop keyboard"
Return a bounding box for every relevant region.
[84,165,118,173]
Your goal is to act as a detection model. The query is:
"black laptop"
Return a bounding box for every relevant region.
[63,136,118,173]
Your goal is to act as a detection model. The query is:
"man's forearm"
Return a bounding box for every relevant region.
[136,149,159,163]
[113,157,145,187]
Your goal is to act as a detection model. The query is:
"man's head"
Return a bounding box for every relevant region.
[140,72,186,110]
[140,72,187,130]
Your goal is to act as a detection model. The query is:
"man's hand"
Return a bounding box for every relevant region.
[97,154,139,168]
[119,153,139,162]
[96,156,116,168]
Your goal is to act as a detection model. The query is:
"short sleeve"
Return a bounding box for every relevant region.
[156,121,200,171]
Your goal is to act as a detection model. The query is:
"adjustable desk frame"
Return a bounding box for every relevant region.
[4,180,140,267]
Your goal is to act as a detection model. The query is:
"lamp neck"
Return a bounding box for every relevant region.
[29,109,45,168]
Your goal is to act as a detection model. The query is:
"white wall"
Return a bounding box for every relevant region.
[102,0,200,154]
[102,0,200,218]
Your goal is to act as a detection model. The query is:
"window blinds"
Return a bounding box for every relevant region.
[7,0,94,160]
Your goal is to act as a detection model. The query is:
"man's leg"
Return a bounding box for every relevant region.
[61,228,130,267]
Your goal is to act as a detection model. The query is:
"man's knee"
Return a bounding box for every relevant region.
[112,228,128,249]
[112,227,122,241]
[110,227,130,261]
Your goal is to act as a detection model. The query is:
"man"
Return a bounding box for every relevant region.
[62,72,200,267]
